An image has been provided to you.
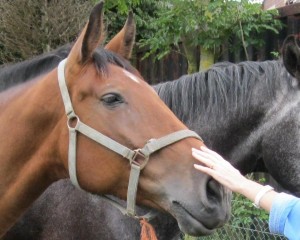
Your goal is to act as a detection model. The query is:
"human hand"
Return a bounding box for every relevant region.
[192,146,247,193]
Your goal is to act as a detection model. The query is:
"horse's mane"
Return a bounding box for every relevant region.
[154,61,296,124]
[0,45,136,92]
[0,44,71,91]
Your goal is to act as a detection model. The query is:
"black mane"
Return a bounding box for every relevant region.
[0,45,137,92]
[0,45,71,92]
[154,61,296,125]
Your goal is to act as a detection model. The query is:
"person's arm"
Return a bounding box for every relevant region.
[192,146,300,239]
[192,146,278,212]
[234,178,277,212]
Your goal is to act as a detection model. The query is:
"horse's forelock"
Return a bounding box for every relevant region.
[92,48,137,76]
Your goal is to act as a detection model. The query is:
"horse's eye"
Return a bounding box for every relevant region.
[101,93,124,107]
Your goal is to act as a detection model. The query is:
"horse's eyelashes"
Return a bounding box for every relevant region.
[101,93,124,107]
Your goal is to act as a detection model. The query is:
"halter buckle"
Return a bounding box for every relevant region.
[131,149,149,169]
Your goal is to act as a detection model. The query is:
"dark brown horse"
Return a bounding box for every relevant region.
[0,1,231,238]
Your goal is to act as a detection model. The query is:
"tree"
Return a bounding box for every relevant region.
[139,0,283,73]
[103,0,159,42]
[0,0,158,64]
[0,0,283,73]
[0,0,95,63]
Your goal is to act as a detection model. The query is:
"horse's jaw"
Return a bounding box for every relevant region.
[169,195,231,236]
[140,178,232,236]
[171,203,216,236]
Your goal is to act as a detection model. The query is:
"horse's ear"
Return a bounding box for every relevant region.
[282,34,300,80]
[105,11,136,60]
[68,2,105,66]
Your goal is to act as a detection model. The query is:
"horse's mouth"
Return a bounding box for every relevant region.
[170,201,215,236]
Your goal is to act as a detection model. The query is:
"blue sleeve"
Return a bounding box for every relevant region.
[269,192,300,240]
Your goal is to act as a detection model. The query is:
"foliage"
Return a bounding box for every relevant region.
[103,0,159,42]
[231,195,269,226]
[103,0,141,14]
[0,0,284,69]
[270,51,280,59]
[0,0,158,64]
[139,0,283,62]
[0,0,94,63]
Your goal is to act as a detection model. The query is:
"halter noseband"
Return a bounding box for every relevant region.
[57,59,203,219]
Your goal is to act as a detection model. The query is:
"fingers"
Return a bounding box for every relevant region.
[193,146,241,175]
[192,149,215,168]
[193,163,214,174]
[193,146,232,168]
[192,145,244,192]
[200,146,225,162]
[192,146,235,173]
[192,147,221,166]
[192,147,216,160]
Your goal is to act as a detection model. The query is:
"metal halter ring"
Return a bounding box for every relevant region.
[131,149,150,169]
[67,115,80,130]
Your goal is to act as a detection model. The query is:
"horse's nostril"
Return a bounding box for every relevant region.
[206,178,222,202]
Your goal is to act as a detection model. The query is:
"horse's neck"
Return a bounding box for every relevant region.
[226,87,297,170]
[205,89,290,175]
[0,76,41,109]
[0,69,67,235]
[180,72,284,174]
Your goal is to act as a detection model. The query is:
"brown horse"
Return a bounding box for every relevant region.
[0,1,231,237]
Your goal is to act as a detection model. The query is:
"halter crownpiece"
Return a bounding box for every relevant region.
[57,58,203,219]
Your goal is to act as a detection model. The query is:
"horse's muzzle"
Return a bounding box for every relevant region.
[168,178,232,236]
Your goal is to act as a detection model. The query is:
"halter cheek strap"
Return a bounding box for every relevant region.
[57,58,203,219]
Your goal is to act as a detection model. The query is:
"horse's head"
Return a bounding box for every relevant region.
[282,34,300,81]
[56,2,231,236]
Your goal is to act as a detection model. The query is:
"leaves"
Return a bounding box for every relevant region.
[0,0,155,63]
[231,176,269,226]
[0,0,284,66]
[0,0,94,63]
[138,0,283,61]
